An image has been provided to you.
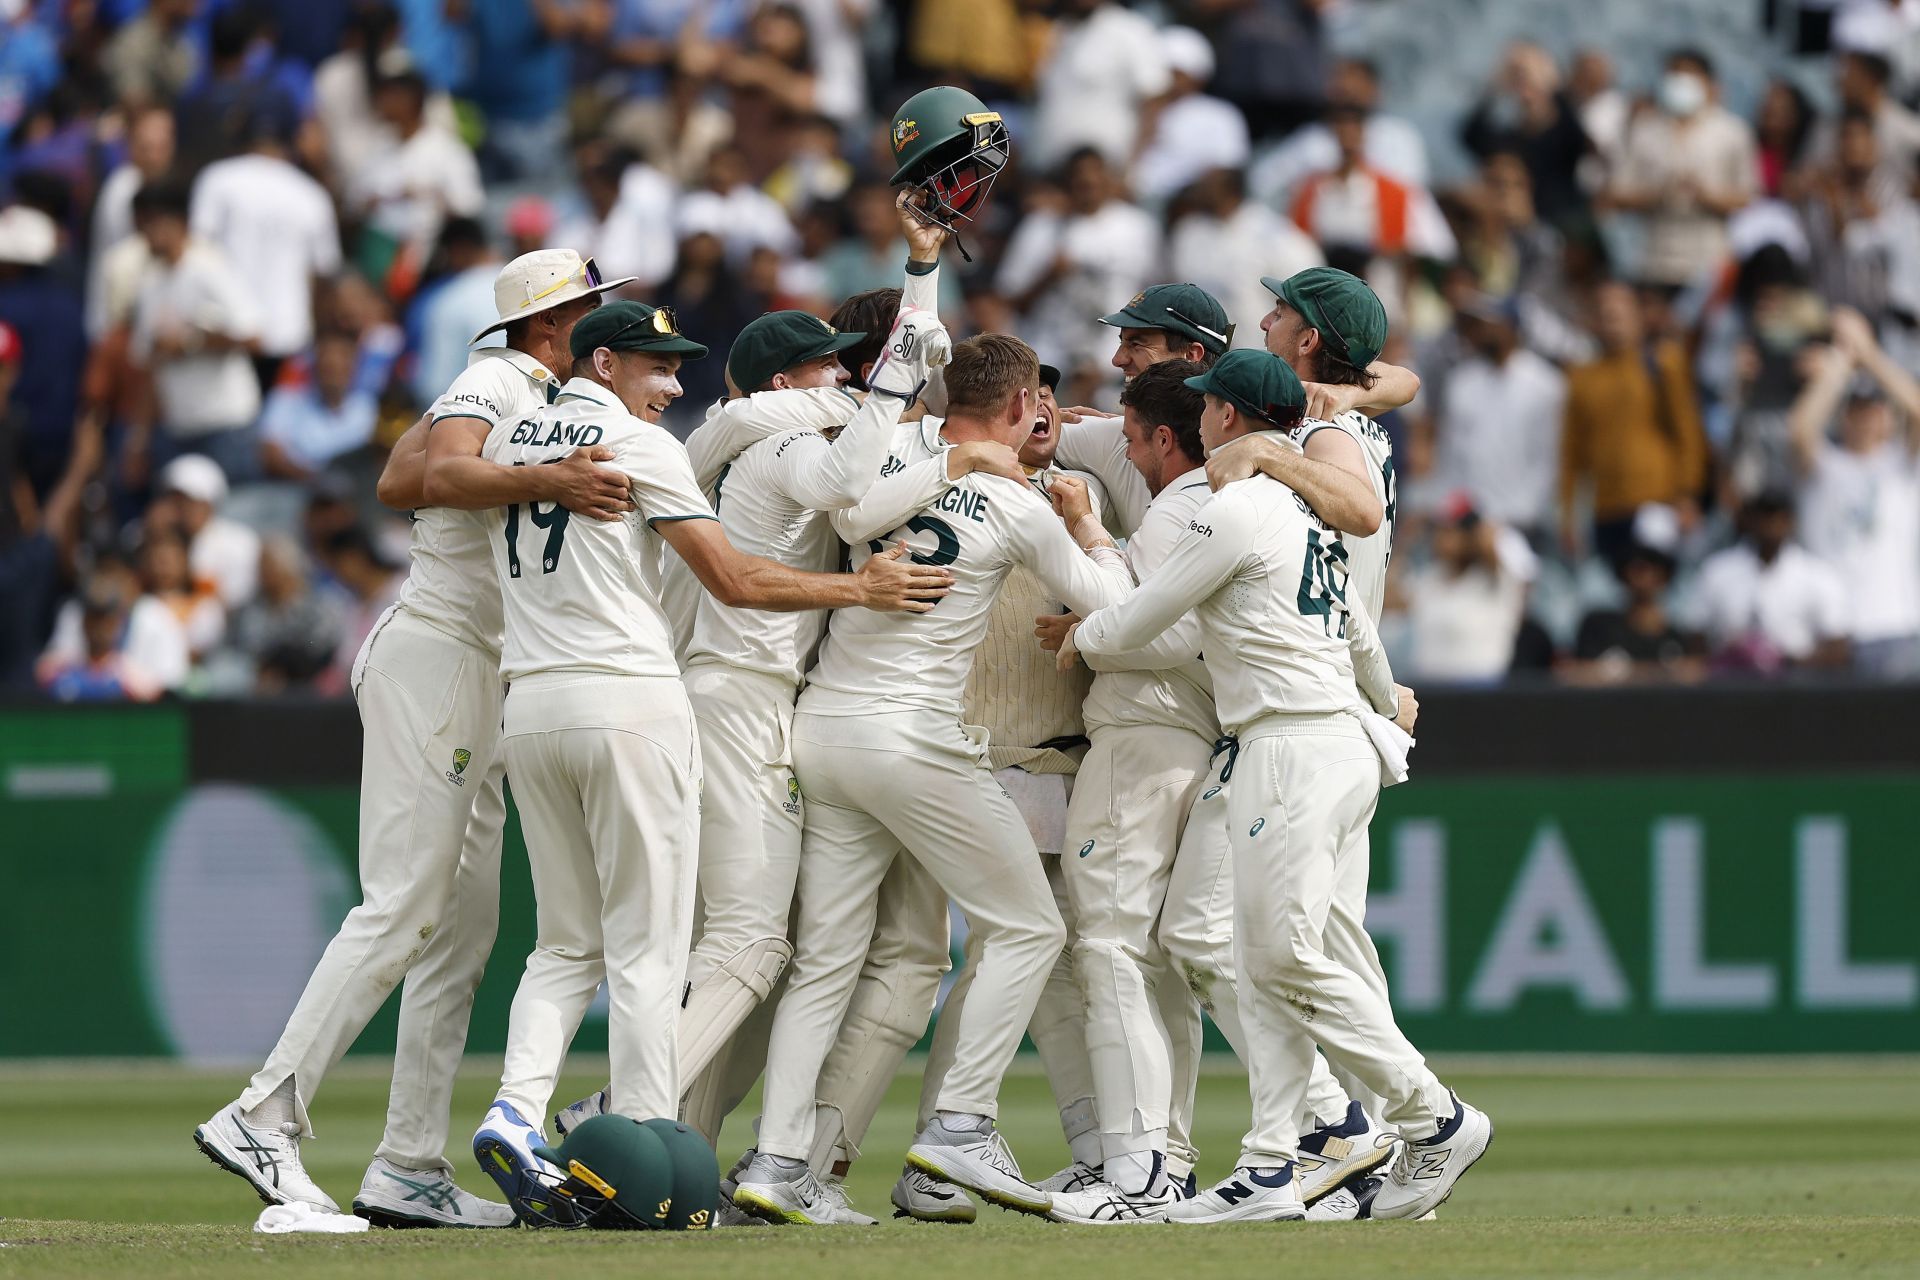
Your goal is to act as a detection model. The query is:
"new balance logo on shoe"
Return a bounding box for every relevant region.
[1215,1180,1255,1205]
[1403,1146,1452,1181]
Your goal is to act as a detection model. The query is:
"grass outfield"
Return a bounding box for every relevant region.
[1,1059,1917,1278]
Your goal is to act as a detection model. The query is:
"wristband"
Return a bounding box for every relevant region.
[904,259,938,276]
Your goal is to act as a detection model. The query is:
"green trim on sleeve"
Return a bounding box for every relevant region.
[904,259,938,277]
[428,411,491,429]
[645,513,721,528]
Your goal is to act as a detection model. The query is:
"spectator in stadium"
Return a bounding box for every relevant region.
[1435,292,1566,547]
[1461,41,1593,228]
[1202,0,1328,141]
[552,144,678,290]
[719,4,822,181]
[315,523,401,695]
[905,0,1030,95]
[87,106,174,340]
[1692,491,1851,672]
[223,534,344,693]
[659,229,763,412]
[821,183,962,313]
[1560,280,1709,565]
[259,331,380,482]
[1289,103,1456,265]
[311,3,460,184]
[126,182,264,488]
[0,203,85,497]
[1798,108,1920,332]
[407,217,501,407]
[0,6,61,139]
[1567,47,1629,172]
[102,0,200,109]
[138,528,224,660]
[764,114,855,215]
[347,59,484,290]
[172,7,300,180]
[1027,0,1170,171]
[1130,26,1250,206]
[146,455,260,610]
[190,108,343,392]
[0,399,99,689]
[1402,496,1530,682]
[675,145,801,267]
[1603,48,1758,288]
[453,0,583,185]
[1787,307,1920,677]
[39,547,188,697]
[1566,505,1705,685]
[1754,77,1816,198]
[997,147,1161,377]
[1818,47,1920,194]
[1169,167,1321,347]
[1249,55,1430,211]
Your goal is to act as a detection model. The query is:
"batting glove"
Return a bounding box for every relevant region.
[867,305,949,402]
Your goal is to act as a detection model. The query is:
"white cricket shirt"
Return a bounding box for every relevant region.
[405,347,561,654]
[1076,476,1397,733]
[482,376,716,682]
[801,417,1132,717]
[1290,411,1397,620]
[1055,412,1151,538]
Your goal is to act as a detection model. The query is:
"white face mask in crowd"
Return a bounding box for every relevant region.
[1660,70,1708,118]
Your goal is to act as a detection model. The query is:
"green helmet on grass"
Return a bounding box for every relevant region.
[526,1114,676,1230]
[641,1118,722,1230]
[888,85,1011,233]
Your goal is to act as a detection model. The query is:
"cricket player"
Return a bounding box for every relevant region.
[467,301,954,1222]
[193,249,636,1227]
[1064,350,1491,1224]
[732,334,1132,1224]
[894,360,1111,1219]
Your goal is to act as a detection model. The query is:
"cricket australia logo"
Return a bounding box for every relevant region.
[447,748,471,787]
[892,117,919,153]
[782,776,802,816]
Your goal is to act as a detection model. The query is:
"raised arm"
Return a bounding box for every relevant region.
[784,310,946,510]
[828,441,1025,545]
[1071,499,1245,660]
[685,388,856,492]
[1207,430,1383,536]
[1787,341,1852,475]
[658,518,950,613]
[1304,361,1420,420]
[422,416,634,519]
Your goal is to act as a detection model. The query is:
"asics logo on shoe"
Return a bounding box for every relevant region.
[387,1172,461,1213]
[235,1133,281,1185]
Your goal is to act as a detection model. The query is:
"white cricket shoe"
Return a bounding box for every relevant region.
[1304,1175,1438,1221]
[1296,1101,1394,1204]
[1046,1178,1181,1224]
[905,1117,1051,1217]
[890,1167,977,1223]
[194,1100,338,1211]
[1367,1095,1492,1221]
[551,1088,607,1139]
[352,1157,515,1228]
[732,1154,851,1226]
[1165,1165,1305,1224]
[1037,1161,1103,1195]
[472,1100,574,1226]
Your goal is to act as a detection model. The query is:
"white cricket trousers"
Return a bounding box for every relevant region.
[1159,744,1361,1137]
[240,605,504,1172]
[496,674,700,1127]
[1060,723,1213,1168]
[757,707,1065,1161]
[1225,714,1451,1165]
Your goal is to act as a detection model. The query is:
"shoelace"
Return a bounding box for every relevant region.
[981,1129,1023,1178]
[1379,1132,1417,1186]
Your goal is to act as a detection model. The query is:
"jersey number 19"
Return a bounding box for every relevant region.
[504,500,569,577]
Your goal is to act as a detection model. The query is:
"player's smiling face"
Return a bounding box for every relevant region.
[1112,328,1176,380]
[604,350,684,423]
[1019,383,1061,469]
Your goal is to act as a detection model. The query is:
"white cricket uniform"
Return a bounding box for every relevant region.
[1290,411,1396,618]
[1056,468,1221,1178]
[917,466,1109,1164]
[1077,476,1450,1164]
[483,376,715,1127]
[238,347,553,1171]
[1056,412,1151,536]
[754,417,1133,1162]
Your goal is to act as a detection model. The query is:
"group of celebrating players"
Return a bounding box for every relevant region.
[191,86,1491,1232]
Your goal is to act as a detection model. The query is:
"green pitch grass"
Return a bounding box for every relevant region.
[2,1058,1916,1278]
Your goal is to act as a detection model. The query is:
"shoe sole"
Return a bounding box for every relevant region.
[1167,1204,1306,1225]
[351,1195,512,1230]
[474,1135,572,1227]
[905,1150,1050,1218]
[1301,1140,1396,1206]
[192,1126,288,1209]
[732,1185,829,1226]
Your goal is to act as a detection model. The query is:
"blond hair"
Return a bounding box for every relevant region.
[944,333,1040,416]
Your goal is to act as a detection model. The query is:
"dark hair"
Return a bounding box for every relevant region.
[945,333,1039,415]
[828,287,902,390]
[1120,359,1206,466]
[437,215,489,256]
[210,6,258,62]
[323,524,389,568]
[1845,49,1894,89]
[1746,489,1794,519]
[1840,103,1876,131]
[131,179,192,221]
[1306,342,1378,391]
[1668,47,1714,80]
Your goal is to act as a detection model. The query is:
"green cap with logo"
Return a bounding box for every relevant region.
[1261,267,1388,369]
[568,301,709,362]
[1100,283,1234,355]
[728,310,866,393]
[1183,349,1305,427]
[528,1114,678,1230]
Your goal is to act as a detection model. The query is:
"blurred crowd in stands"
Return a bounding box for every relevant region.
[2,0,1918,700]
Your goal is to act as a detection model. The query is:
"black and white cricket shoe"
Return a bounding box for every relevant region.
[1164,1164,1305,1224]
[906,1117,1051,1217]
[1046,1177,1182,1224]
[1296,1101,1394,1204]
[891,1167,977,1222]
[194,1099,338,1211]
[352,1156,514,1228]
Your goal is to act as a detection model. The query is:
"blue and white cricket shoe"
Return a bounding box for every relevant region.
[1367,1094,1492,1221]
[1164,1164,1305,1223]
[551,1088,607,1139]
[472,1100,573,1226]
[1297,1101,1394,1204]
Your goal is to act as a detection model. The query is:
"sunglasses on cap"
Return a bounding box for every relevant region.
[1163,303,1234,349]
[522,256,606,310]
[605,305,683,346]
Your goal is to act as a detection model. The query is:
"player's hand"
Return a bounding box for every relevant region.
[1055,620,1083,672]
[949,440,1024,483]
[1206,433,1294,490]
[1048,473,1095,525]
[1034,611,1079,653]
[869,306,950,401]
[550,446,635,522]
[1303,380,1362,421]
[1829,305,1877,359]
[857,541,954,613]
[897,188,948,262]
[1056,404,1103,424]
[1392,683,1419,735]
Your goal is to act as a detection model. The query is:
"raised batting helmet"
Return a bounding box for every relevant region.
[888,85,1011,233]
